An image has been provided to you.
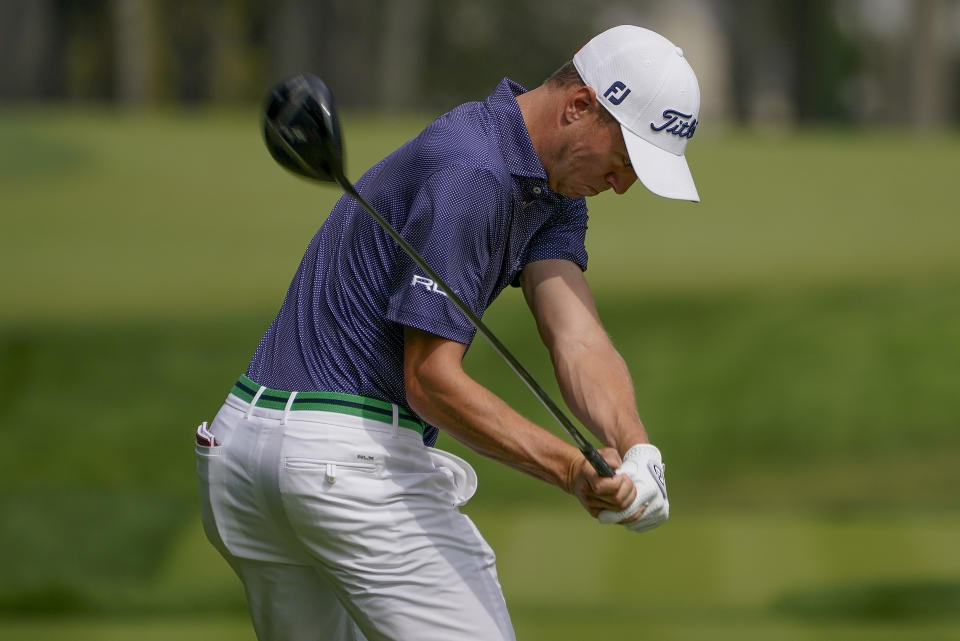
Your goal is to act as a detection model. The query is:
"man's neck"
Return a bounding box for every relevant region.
[515,85,558,176]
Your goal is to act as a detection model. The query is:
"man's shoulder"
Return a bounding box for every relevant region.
[376,79,535,200]
[401,102,512,187]
[422,101,498,159]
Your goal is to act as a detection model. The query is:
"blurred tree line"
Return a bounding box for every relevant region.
[1,0,958,126]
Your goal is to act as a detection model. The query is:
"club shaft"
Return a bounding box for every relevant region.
[337,177,615,478]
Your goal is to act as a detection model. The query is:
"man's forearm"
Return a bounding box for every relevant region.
[406,354,582,491]
[550,334,649,453]
[520,260,649,454]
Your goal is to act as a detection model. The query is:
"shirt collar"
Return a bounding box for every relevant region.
[486,78,548,182]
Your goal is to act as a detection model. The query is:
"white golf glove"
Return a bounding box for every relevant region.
[597,444,669,533]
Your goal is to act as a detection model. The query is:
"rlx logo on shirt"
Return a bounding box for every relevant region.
[411,275,448,297]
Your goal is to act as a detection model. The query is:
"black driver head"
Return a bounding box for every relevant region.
[262,73,344,183]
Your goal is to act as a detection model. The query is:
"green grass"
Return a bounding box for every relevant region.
[3,509,959,640]
[0,108,958,637]
[3,111,957,322]
[4,618,960,641]
[0,286,955,612]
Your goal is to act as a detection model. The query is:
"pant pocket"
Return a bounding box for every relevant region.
[195,421,229,555]
[284,457,377,484]
[428,449,478,507]
[195,420,222,451]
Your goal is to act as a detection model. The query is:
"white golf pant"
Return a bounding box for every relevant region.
[196,388,515,641]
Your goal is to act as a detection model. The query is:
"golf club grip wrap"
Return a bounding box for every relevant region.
[584,447,615,477]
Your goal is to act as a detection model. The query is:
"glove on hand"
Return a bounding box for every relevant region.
[597,444,669,533]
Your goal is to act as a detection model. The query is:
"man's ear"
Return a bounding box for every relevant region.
[561,85,598,125]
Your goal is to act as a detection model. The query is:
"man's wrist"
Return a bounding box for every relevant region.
[622,442,660,461]
[616,436,650,458]
[563,454,586,494]
[610,420,650,457]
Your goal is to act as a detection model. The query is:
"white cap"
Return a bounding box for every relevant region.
[574,25,701,202]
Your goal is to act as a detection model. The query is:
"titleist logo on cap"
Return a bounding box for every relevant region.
[650,109,697,139]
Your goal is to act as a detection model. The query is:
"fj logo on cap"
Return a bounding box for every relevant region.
[603,81,631,105]
[650,109,697,139]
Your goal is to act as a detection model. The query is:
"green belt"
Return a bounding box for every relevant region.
[230,375,425,436]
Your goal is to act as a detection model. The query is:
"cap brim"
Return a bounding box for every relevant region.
[622,126,700,202]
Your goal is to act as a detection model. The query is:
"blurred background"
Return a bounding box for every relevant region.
[3,0,960,123]
[1,1,959,640]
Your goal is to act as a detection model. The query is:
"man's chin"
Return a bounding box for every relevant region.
[555,186,586,199]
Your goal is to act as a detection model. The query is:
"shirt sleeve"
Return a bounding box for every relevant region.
[516,197,589,284]
[386,167,508,344]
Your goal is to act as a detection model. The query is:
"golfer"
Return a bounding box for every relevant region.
[197,24,701,641]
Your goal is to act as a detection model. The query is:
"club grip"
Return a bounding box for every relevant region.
[583,447,616,477]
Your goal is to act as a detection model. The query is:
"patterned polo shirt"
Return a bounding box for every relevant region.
[246,78,589,445]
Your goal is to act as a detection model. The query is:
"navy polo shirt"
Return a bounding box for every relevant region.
[247,78,589,445]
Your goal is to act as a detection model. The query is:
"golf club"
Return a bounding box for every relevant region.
[262,73,615,478]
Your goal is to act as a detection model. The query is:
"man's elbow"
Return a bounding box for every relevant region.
[403,327,469,420]
[404,357,450,419]
[404,371,431,418]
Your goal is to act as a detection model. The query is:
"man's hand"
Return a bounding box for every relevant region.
[566,448,638,517]
[597,444,669,533]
